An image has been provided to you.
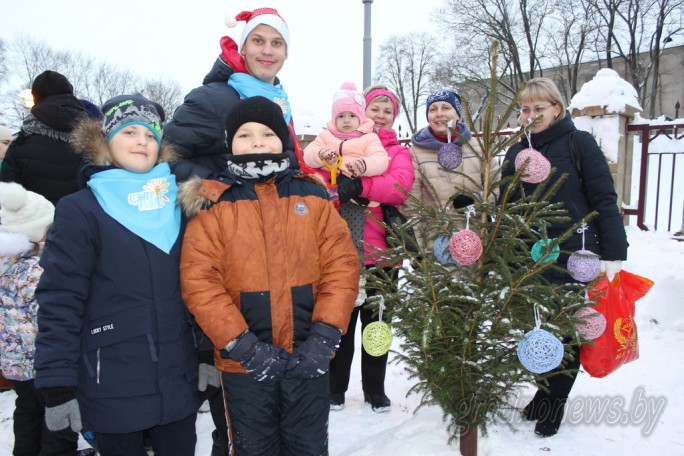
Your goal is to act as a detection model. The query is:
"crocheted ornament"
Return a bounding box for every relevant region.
[434,235,457,264]
[574,306,607,340]
[448,229,482,265]
[567,224,601,282]
[362,321,393,357]
[438,143,463,170]
[531,239,560,263]
[517,327,565,374]
[514,148,551,183]
[567,249,601,282]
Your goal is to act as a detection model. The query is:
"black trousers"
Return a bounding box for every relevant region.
[222,373,330,456]
[530,344,581,419]
[12,379,78,456]
[87,412,197,456]
[329,279,390,397]
[205,385,229,456]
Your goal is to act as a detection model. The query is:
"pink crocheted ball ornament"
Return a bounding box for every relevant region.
[567,249,601,282]
[514,148,551,183]
[448,230,483,265]
[438,143,463,170]
[574,306,607,340]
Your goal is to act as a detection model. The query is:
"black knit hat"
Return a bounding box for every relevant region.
[101,93,165,144]
[31,70,74,104]
[225,96,290,154]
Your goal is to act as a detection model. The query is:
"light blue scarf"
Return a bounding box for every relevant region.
[228,73,292,124]
[88,163,180,254]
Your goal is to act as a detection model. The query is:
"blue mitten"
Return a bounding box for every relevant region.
[286,322,342,379]
[221,331,289,385]
[41,387,82,432]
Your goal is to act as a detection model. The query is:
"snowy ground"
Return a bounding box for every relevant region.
[1,226,682,455]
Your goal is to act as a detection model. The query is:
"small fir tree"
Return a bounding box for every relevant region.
[366,42,596,455]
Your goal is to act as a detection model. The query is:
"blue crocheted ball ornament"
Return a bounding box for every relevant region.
[433,235,457,264]
[567,249,601,282]
[531,239,560,263]
[517,328,565,374]
[438,143,463,170]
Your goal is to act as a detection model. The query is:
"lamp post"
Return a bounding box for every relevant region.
[362,0,373,89]
[18,89,34,110]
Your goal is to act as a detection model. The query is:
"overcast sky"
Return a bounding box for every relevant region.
[3,0,443,129]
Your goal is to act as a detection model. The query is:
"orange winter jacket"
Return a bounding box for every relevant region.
[179,173,360,374]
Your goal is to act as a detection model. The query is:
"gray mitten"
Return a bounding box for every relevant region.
[198,362,222,392]
[41,387,82,432]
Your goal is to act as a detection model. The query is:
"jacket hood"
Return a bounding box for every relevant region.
[30,94,87,133]
[178,176,229,218]
[70,119,178,168]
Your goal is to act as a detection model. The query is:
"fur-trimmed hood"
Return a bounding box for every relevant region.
[178,176,225,218]
[70,118,177,167]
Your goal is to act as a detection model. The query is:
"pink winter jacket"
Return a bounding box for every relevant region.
[303,118,389,181]
[357,128,415,265]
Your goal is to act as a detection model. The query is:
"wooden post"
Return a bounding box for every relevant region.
[459,426,477,456]
[570,105,641,217]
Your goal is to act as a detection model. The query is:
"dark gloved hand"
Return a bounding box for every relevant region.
[337,174,369,206]
[221,331,290,385]
[286,322,342,379]
[41,387,82,432]
[452,194,475,210]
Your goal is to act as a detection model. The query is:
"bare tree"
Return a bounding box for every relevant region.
[374,33,439,133]
[0,39,8,85]
[1,35,184,126]
[589,0,684,116]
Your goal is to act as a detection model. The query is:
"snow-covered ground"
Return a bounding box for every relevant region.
[1,226,682,455]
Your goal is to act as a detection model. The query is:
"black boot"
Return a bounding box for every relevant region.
[534,398,566,437]
[364,392,391,412]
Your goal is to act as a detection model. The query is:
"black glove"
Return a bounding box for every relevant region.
[221,331,290,385]
[286,322,342,379]
[337,175,369,206]
[452,194,475,210]
[40,387,82,432]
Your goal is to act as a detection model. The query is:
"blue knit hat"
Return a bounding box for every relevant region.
[425,89,462,119]
[101,93,165,144]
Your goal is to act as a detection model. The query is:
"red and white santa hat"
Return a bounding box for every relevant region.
[226,7,289,49]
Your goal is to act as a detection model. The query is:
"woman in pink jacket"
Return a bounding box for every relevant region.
[328,84,415,413]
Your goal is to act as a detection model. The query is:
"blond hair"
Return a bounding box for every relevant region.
[519,77,566,121]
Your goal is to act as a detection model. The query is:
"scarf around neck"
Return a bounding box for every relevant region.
[226,153,290,182]
[411,121,473,151]
[228,73,292,124]
[87,163,180,254]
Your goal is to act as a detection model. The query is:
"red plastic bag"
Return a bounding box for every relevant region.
[579,269,654,378]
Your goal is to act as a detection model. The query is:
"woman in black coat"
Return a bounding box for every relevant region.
[0,70,87,205]
[501,77,628,437]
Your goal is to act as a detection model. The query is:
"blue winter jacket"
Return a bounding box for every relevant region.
[34,120,201,433]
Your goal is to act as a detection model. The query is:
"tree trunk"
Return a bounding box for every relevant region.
[459,426,477,456]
